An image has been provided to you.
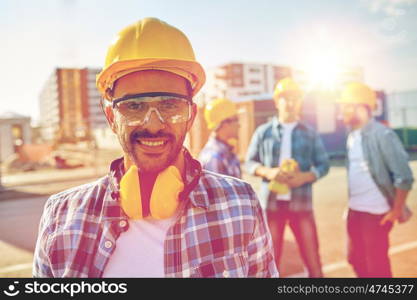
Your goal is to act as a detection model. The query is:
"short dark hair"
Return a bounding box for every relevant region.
[185,80,193,100]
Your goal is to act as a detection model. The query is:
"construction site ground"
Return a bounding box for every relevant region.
[0,152,416,278]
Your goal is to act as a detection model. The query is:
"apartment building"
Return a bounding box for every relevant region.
[39,68,107,143]
[204,62,292,102]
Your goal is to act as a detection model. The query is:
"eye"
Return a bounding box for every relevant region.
[124,101,147,111]
[160,99,180,110]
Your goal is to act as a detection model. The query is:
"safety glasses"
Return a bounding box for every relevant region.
[112,92,192,126]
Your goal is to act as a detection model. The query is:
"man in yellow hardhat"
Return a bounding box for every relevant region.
[198,98,241,178]
[337,82,414,277]
[245,77,330,277]
[33,18,277,278]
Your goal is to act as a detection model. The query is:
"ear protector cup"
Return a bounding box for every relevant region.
[119,165,142,219]
[119,165,184,219]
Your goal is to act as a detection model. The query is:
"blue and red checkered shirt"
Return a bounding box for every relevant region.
[198,136,242,179]
[33,150,277,277]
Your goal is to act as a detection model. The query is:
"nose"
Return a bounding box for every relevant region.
[141,109,166,133]
[286,101,294,108]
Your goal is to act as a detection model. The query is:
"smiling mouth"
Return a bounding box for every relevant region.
[134,138,170,152]
[138,140,167,147]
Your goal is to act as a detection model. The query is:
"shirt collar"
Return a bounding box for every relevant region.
[101,157,126,222]
[272,116,304,130]
[210,136,233,152]
[360,118,376,136]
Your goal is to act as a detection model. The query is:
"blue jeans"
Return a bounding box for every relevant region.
[266,201,323,277]
[347,209,393,277]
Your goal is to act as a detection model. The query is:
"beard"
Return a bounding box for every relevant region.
[344,114,361,128]
[118,129,186,174]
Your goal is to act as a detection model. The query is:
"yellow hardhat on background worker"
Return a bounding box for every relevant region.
[204,98,238,130]
[273,77,303,99]
[337,82,376,110]
[96,17,206,100]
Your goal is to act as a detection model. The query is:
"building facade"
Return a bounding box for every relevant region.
[0,112,31,162]
[39,68,107,143]
[204,63,292,102]
[204,62,364,104]
[387,90,417,128]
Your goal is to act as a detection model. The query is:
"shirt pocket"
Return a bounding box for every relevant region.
[191,252,249,278]
[295,143,313,170]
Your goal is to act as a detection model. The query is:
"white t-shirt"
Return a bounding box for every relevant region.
[276,122,297,201]
[102,214,178,278]
[347,129,390,214]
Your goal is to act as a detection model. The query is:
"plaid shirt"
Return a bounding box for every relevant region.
[198,136,241,179]
[33,150,277,278]
[245,117,330,211]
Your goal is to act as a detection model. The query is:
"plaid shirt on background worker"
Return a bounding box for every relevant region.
[33,150,278,278]
[245,117,330,211]
[198,136,242,179]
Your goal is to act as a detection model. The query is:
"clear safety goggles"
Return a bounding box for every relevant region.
[111,92,192,126]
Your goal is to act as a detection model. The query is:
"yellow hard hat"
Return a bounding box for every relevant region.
[273,77,303,99]
[204,98,238,130]
[96,18,206,100]
[337,82,376,110]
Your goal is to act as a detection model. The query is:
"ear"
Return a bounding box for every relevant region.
[185,103,197,132]
[273,96,280,110]
[357,104,372,119]
[103,102,118,133]
[215,121,225,134]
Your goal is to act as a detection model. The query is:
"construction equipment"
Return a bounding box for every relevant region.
[268,158,299,194]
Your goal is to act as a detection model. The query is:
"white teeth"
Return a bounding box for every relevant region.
[140,140,165,147]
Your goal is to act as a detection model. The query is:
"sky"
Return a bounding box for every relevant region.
[1,0,417,123]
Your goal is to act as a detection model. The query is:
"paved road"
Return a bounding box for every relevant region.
[0,196,47,277]
[0,162,416,277]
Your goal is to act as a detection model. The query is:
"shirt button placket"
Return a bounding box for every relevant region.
[119,220,127,228]
[104,240,113,249]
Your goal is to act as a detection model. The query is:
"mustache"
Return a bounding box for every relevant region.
[131,130,174,140]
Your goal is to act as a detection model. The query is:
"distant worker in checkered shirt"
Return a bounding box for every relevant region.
[198,98,241,178]
[33,18,277,278]
[337,82,414,277]
[245,77,330,277]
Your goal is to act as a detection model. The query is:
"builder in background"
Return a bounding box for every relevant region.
[337,82,414,277]
[245,77,330,277]
[33,18,277,278]
[199,98,241,178]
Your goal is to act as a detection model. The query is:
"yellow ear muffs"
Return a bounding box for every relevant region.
[119,165,184,219]
[119,165,142,219]
[150,166,184,219]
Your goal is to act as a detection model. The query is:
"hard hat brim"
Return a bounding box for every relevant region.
[273,89,304,99]
[335,97,376,110]
[97,58,206,99]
